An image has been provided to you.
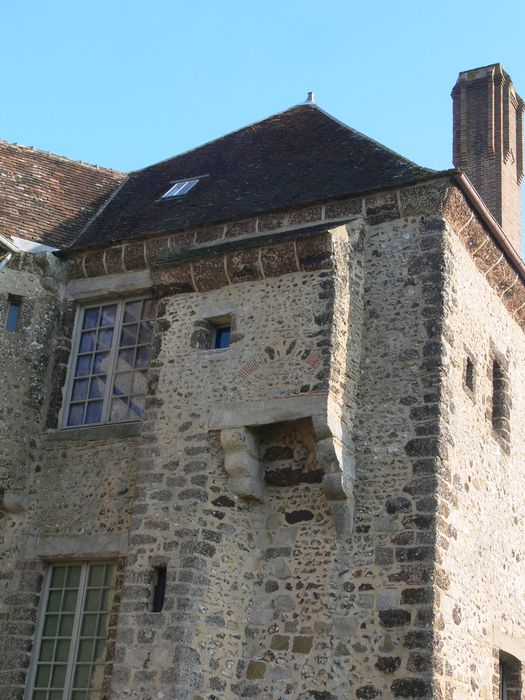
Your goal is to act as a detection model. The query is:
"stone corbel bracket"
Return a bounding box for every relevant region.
[220,426,265,503]
[211,394,355,533]
[313,432,355,535]
[0,490,28,514]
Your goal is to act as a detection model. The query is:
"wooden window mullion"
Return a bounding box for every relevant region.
[62,563,89,699]
[101,300,125,425]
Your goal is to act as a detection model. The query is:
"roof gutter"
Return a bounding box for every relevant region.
[0,233,19,271]
[0,232,20,254]
[454,171,525,281]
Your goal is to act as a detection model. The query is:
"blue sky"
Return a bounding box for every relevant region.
[1,0,524,179]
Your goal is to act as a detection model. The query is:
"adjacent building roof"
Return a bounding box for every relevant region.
[72,103,435,250]
[0,140,124,248]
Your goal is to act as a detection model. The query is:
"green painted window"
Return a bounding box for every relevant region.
[28,562,116,700]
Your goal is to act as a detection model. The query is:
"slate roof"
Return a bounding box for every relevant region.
[0,140,124,248]
[72,103,435,250]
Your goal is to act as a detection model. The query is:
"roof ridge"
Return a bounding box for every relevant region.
[128,101,433,177]
[0,137,125,177]
[128,102,316,175]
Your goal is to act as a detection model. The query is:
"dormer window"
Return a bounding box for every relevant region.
[162,178,199,199]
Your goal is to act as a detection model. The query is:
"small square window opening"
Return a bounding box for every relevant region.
[214,326,231,349]
[5,296,21,332]
[162,179,199,199]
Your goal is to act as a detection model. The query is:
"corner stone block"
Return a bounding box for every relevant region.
[220,427,264,503]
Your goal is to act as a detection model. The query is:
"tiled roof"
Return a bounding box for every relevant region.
[72,104,435,250]
[0,140,124,248]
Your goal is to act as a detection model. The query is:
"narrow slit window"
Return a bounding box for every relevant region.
[162,178,199,199]
[5,296,21,332]
[499,651,521,700]
[152,566,167,613]
[465,356,474,392]
[214,325,231,349]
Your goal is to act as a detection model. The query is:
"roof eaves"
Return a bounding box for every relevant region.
[454,171,525,282]
[60,169,456,257]
[0,233,20,253]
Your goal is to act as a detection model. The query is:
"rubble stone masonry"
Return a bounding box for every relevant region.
[1,176,524,699]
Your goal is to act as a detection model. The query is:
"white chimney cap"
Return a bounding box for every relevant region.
[306,91,315,104]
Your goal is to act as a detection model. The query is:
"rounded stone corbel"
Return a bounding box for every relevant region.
[220,427,265,503]
[314,434,355,535]
[0,490,28,514]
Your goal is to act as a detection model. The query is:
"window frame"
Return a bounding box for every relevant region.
[161,178,199,199]
[25,560,116,700]
[60,297,155,429]
[213,324,231,349]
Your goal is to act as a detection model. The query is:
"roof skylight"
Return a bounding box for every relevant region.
[162,178,199,199]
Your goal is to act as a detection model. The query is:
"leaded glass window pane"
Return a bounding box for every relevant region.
[108,299,155,424]
[63,298,156,428]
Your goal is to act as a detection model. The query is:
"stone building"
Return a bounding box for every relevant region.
[0,63,524,699]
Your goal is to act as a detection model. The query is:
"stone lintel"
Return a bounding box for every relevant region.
[66,269,152,301]
[492,623,525,663]
[0,491,28,514]
[24,533,128,559]
[209,394,329,432]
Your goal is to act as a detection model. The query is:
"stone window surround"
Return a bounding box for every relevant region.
[492,624,525,698]
[209,393,355,535]
[26,560,118,699]
[60,297,156,429]
[19,536,127,700]
[190,303,236,352]
[44,270,156,434]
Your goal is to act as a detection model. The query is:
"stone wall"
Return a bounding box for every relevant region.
[431,222,525,698]
[1,176,524,699]
[109,197,450,698]
[110,256,352,698]
[0,253,64,694]
[0,254,138,698]
[342,211,448,698]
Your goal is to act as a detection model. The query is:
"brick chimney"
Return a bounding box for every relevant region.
[452,64,524,253]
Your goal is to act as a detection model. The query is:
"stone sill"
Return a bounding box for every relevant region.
[193,347,232,357]
[45,421,141,442]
